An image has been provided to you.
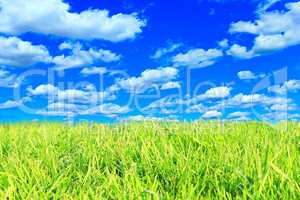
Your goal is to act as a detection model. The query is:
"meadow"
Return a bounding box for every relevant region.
[0,121,299,199]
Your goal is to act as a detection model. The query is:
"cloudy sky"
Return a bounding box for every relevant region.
[0,0,300,123]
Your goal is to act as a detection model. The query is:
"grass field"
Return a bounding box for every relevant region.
[0,122,299,199]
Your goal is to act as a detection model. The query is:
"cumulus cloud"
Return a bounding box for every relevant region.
[237,70,257,80]
[191,86,231,102]
[36,102,86,116]
[58,42,73,50]
[268,80,300,95]
[80,67,107,76]
[0,0,145,42]
[28,83,129,117]
[211,92,293,113]
[36,101,130,117]
[227,111,250,120]
[115,67,179,93]
[0,36,51,67]
[81,103,130,115]
[0,68,18,87]
[27,84,115,104]
[161,81,181,90]
[270,103,297,111]
[151,43,182,59]
[173,48,223,68]
[27,84,58,96]
[218,39,229,48]
[143,86,231,114]
[53,43,120,69]
[202,86,231,99]
[142,96,186,114]
[120,115,178,122]
[229,1,300,58]
[0,97,30,109]
[256,0,281,13]
[0,100,21,109]
[121,115,147,122]
[186,104,206,113]
[202,110,222,119]
[226,44,254,59]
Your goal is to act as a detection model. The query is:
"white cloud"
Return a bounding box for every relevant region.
[151,43,182,59]
[47,102,86,111]
[36,110,75,117]
[227,111,250,119]
[227,93,265,106]
[0,100,21,109]
[229,1,300,58]
[122,115,146,121]
[218,39,229,48]
[256,0,281,13]
[58,42,73,50]
[36,101,129,117]
[226,44,254,59]
[186,104,205,113]
[82,103,130,115]
[0,0,145,42]
[173,48,223,68]
[161,81,181,90]
[0,68,17,87]
[27,84,115,104]
[53,43,120,69]
[120,115,175,122]
[270,103,297,111]
[192,86,231,102]
[143,96,185,114]
[36,102,87,116]
[116,67,179,93]
[0,97,30,109]
[202,110,222,119]
[203,86,231,98]
[0,36,51,67]
[237,70,257,80]
[268,80,300,94]
[27,84,58,96]
[260,112,289,121]
[211,92,293,112]
[80,67,107,76]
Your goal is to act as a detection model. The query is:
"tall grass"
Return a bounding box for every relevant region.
[0,122,299,199]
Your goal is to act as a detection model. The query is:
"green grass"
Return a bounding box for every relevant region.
[0,121,299,199]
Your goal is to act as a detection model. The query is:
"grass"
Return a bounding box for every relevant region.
[0,121,299,199]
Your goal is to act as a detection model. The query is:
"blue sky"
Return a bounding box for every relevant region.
[0,0,300,123]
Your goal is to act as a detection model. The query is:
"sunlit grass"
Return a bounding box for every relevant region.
[0,121,299,199]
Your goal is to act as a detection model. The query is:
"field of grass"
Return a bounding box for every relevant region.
[0,122,299,199]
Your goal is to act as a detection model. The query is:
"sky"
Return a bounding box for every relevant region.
[0,0,300,123]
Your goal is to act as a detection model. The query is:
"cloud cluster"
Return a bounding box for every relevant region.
[53,43,120,69]
[151,43,182,59]
[202,110,222,119]
[161,81,181,90]
[0,37,120,69]
[0,100,22,109]
[0,67,18,87]
[0,36,51,67]
[27,83,131,117]
[237,70,257,80]
[228,1,300,58]
[113,67,179,93]
[173,48,223,68]
[0,0,145,42]
[27,84,115,104]
[80,67,107,76]
[268,80,300,95]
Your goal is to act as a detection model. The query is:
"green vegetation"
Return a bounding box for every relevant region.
[0,122,299,199]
